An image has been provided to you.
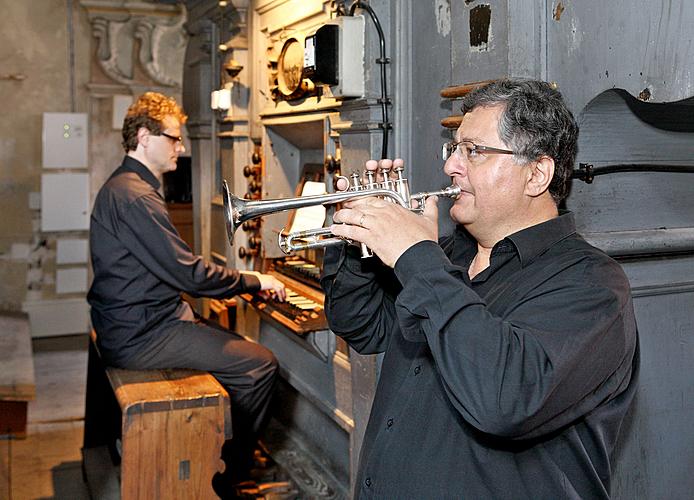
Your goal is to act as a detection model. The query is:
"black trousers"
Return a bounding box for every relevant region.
[115,318,279,483]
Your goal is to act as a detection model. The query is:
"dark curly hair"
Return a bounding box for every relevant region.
[460,79,578,204]
[121,92,188,152]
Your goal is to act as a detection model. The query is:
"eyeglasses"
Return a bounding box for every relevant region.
[442,140,515,162]
[159,132,184,145]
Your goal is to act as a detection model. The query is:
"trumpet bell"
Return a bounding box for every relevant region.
[222,180,242,245]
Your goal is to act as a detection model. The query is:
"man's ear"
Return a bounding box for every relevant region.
[136,127,150,148]
[525,156,555,197]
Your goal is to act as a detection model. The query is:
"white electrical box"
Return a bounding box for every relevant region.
[41,173,90,231]
[332,15,365,98]
[56,238,89,264]
[56,267,88,294]
[22,297,89,337]
[42,112,88,168]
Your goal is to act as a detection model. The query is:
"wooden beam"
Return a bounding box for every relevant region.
[441,115,463,129]
[439,79,497,99]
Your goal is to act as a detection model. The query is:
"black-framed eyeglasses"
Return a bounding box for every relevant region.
[159,132,183,144]
[442,140,515,162]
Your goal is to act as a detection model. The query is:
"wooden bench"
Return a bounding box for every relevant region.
[82,330,231,499]
[0,313,35,439]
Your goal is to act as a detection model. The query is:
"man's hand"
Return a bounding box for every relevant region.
[242,271,287,301]
[257,273,287,301]
[330,159,440,268]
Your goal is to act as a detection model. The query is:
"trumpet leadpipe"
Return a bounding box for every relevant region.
[409,184,462,209]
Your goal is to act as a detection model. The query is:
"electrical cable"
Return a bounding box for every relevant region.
[349,1,391,159]
[573,163,694,183]
[332,0,348,16]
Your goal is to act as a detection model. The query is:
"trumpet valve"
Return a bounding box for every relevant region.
[350,171,362,190]
[365,169,377,189]
[393,163,405,176]
[379,166,394,191]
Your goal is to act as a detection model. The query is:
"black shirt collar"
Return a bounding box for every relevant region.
[505,211,577,267]
[119,155,161,191]
[454,211,577,268]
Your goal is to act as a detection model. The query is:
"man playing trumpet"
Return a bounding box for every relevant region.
[321,79,639,498]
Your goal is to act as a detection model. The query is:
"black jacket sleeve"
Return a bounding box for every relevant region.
[321,244,401,354]
[120,192,260,297]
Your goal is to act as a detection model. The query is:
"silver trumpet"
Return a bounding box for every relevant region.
[222,173,461,255]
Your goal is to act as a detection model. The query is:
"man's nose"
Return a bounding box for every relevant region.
[177,142,186,153]
[443,154,466,177]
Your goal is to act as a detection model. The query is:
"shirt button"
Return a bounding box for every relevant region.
[365,477,372,487]
[386,418,394,428]
[414,365,421,375]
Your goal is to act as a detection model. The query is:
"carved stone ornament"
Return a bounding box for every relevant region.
[81,0,187,88]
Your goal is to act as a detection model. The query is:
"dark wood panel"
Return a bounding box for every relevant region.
[168,202,194,249]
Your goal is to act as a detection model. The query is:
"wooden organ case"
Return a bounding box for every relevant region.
[201,3,375,497]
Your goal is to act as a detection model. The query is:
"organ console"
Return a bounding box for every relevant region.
[238,257,327,337]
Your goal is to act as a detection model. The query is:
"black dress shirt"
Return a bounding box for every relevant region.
[321,212,638,499]
[88,156,260,364]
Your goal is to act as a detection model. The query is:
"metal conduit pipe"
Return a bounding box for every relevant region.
[583,227,694,257]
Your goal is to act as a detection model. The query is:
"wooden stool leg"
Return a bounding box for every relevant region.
[82,340,121,459]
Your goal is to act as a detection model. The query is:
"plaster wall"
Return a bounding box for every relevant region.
[0,0,91,311]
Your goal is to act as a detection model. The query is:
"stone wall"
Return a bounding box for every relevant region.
[0,1,91,311]
[0,0,186,334]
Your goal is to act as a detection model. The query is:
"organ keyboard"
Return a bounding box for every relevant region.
[239,257,328,336]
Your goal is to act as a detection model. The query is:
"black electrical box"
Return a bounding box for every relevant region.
[304,24,339,86]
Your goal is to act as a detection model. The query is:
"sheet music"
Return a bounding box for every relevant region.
[289,181,327,233]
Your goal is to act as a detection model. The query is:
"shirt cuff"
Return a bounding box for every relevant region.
[239,272,262,292]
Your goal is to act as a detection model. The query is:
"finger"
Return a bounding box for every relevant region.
[378,159,393,182]
[422,195,439,223]
[341,195,382,210]
[332,207,347,224]
[344,198,395,213]
[330,221,371,243]
[335,176,349,191]
[365,159,379,171]
[333,207,368,226]
[275,278,286,296]
[390,158,405,179]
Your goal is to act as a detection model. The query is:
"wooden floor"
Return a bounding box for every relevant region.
[1,334,90,500]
